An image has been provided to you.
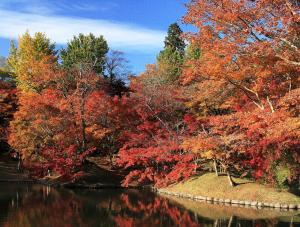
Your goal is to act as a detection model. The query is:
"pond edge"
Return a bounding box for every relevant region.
[156,189,300,211]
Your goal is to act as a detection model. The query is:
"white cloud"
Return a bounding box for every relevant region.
[0,0,119,14]
[67,2,119,12]
[0,9,165,52]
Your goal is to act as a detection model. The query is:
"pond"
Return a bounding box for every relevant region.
[0,183,299,227]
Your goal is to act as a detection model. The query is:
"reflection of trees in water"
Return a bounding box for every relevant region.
[210,217,280,227]
[111,192,200,227]
[0,185,296,227]
[2,186,201,227]
[1,185,114,227]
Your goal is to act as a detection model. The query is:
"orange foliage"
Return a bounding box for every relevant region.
[183,0,300,111]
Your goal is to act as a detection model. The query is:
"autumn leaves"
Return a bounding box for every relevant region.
[2,0,300,188]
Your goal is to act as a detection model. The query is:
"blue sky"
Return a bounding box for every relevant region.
[0,0,190,74]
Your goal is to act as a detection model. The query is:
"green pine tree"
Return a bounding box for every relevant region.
[157,23,186,83]
[61,33,109,74]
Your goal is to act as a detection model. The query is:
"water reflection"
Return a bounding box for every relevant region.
[0,183,299,227]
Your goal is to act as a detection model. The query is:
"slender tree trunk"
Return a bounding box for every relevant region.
[213,159,219,176]
[194,158,198,173]
[228,216,233,227]
[227,171,236,187]
[194,212,198,224]
[290,216,294,227]
[17,157,21,171]
[109,198,112,211]
[214,219,219,227]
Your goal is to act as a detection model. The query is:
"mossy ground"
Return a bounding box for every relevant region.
[164,173,300,204]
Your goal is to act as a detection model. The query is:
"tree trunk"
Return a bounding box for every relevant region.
[214,219,219,227]
[227,216,233,227]
[227,171,236,187]
[109,198,112,211]
[290,216,294,227]
[213,159,219,176]
[17,159,21,171]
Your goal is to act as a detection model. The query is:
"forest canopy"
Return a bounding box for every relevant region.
[0,0,299,188]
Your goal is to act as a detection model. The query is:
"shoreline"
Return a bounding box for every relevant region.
[157,189,300,211]
[1,176,300,212]
[2,153,300,211]
[156,173,300,212]
[0,178,143,190]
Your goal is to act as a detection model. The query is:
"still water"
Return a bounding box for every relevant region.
[0,183,299,227]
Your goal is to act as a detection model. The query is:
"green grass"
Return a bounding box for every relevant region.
[164,173,300,204]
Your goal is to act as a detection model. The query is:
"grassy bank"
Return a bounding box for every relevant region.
[164,196,300,221]
[163,173,300,204]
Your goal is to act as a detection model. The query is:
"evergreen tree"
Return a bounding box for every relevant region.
[157,23,186,83]
[164,23,186,55]
[61,33,108,74]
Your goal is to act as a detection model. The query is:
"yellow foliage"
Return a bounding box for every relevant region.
[7,31,57,92]
[181,137,215,159]
[86,125,112,140]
